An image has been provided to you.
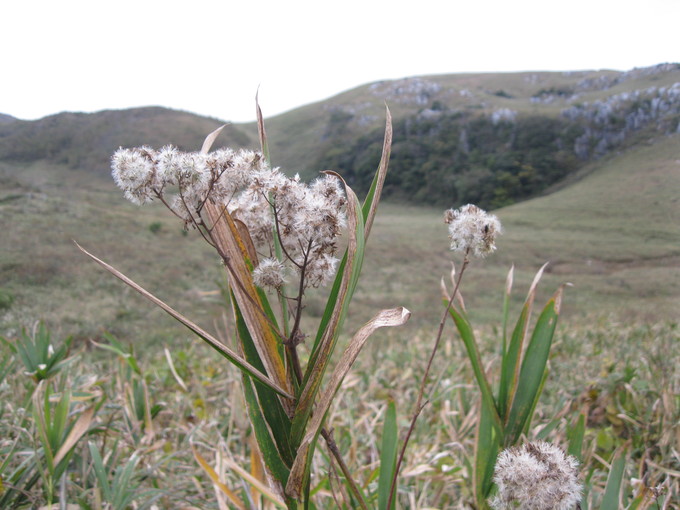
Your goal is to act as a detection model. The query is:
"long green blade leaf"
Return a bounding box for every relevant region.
[499,263,547,422]
[498,301,529,420]
[474,397,501,505]
[504,287,563,445]
[233,295,294,466]
[448,305,503,438]
[242,373,291,487]
[601,448,627,510]
[378,400,399,510]
[567,412,586,462]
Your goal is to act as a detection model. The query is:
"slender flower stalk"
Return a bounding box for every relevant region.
[388,203,502,508]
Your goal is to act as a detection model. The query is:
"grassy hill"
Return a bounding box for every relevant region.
[2,64,679,180]
[0,107,255,174]
[258,63,680,175]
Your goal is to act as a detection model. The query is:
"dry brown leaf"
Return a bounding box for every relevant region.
[53,405,95,466]
[286,307,411,498]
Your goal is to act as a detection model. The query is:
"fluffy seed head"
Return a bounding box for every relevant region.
[444,204,501,257]
[111,146,158,204]
[252,258,287,290]
[490,441,582,510]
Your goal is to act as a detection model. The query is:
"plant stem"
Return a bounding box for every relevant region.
[321,428,370,510]
[386,252,470,510]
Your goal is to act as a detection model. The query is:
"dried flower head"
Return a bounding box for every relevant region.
[112,144,347,288]
[490,441,582,510]
[252,258,287,290]
[444,204,501,257]
[111,146,158,204]
[231,171,346,289]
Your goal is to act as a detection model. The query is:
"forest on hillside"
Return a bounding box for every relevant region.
[317,82,680,207]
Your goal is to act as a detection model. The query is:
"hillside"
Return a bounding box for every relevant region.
[259,63,680,175]
[0,107,255,174]
[1,131,678,341]
[0,64,680,177]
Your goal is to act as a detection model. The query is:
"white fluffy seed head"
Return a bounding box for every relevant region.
[111,146,158,204]
[444,204,502,257]
[490,441,582,510]
[252,258,287,290]
[231,170,346,289]
[111,143,347,288]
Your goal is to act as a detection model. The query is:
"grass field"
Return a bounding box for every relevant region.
[1,129,678,508]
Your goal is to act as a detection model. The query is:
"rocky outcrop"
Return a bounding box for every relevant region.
[562,82,680,158]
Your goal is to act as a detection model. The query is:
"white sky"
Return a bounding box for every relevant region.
[2,0,678,123]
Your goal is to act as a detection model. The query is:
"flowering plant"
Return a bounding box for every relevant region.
[78,107,412,507]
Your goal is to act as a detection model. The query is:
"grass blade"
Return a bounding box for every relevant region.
[362,106,392,241]
[224,456,288,509]
[447,305,503,438]
[241,373,291,493]
[53,405,95,466]
[201,125,226,154]
[88,442,112,502]
[567,412,586,463]
[232,295,294,466]
[255,90,271,164]
[499,263,548,422]
[378,400,399,510]
[474,396,501,506]
[601,448,627,509]
[192,446,247,510]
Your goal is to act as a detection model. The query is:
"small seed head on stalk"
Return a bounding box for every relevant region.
[444,204,501,258]
[490,441,582,510]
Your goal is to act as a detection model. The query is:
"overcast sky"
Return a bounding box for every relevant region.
[2,0,678,123]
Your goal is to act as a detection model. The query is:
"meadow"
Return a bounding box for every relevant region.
[0,126,679,507]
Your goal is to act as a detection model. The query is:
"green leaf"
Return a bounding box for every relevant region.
[567,413,586,462]
[504,288,563,445]
[447,305,503,438]
[97,333,142,375]
[88,442,112,502]
[378,400,398,510]
[601,448,627,510]
[474,397,501,506]
[242,373,291,486]
[498,300,530,420]
[233,295,294,466]
[498,263,547,422]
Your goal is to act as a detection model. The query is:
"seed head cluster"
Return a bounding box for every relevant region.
[444,204,501,257]
[112,146,347,289]
[490,441,582,510]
